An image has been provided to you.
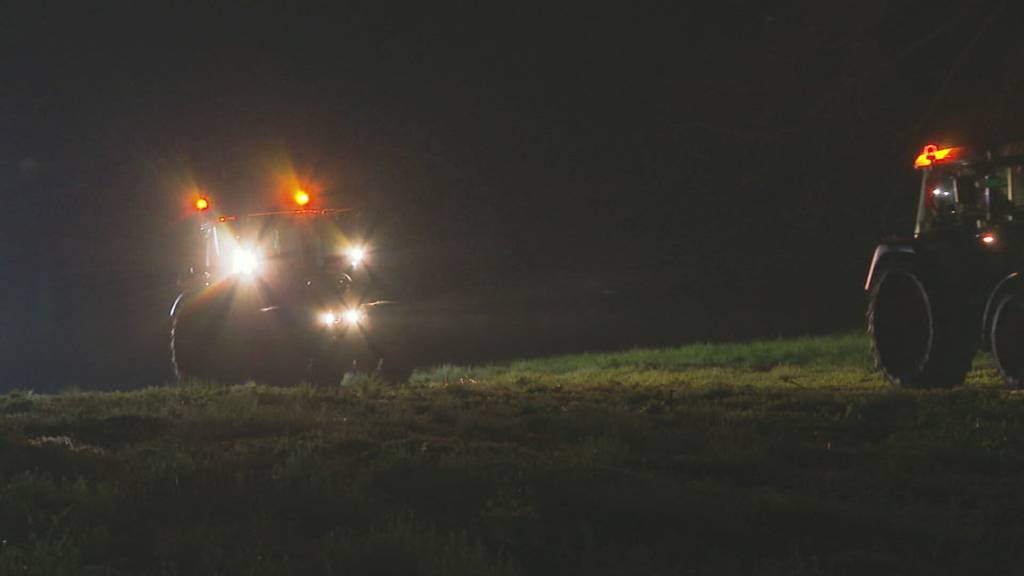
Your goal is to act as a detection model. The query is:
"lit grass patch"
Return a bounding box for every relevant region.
[412,332,871,385]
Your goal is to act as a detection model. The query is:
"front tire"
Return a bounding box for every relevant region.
[867,260,976,388]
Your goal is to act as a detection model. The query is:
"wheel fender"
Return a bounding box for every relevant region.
[982,272,1024,349]
[169,292,186,318]
[865,243,917,291]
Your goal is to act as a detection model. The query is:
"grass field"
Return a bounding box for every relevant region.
[3,333,1024,575]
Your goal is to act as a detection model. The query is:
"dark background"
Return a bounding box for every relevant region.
[2,1,1021,392]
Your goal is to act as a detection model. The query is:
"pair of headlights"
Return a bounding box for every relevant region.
[320,308,366,328]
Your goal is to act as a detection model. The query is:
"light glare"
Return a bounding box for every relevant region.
[342,308,364,326]
[233,247,260,276]
[346,245,367,267]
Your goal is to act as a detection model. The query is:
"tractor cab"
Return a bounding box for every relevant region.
[185,193,366,286]
[914,145,1024,238]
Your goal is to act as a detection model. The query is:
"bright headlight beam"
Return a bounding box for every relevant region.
[342,308,364,326]
[233,247,260,276]
[346,245,367,267]
[320,311,337,326]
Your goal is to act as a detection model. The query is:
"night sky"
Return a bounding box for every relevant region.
[2,2,1020,391]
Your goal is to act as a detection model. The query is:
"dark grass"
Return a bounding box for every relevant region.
[3,333,1024,575]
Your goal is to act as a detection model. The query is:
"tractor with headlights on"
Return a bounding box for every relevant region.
[170,190,405,385]
[866,143,1024,387]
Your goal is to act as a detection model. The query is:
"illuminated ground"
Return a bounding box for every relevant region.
[3,334,1024,575]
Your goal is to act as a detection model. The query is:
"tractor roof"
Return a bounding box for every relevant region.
[191,188,353,222]
[914,142,1024,170]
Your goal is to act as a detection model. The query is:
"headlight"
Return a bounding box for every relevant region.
[233,247,261,276]
[320,311,338,326]
[342,308,365,326]
[345,245,367,268]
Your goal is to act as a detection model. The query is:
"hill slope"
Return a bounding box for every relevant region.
[2,333,1023,575]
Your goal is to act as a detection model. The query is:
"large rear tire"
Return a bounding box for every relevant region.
[171,300,216,382]
[867,260,976,388]
[171,308,236,383]
[990,291,1024,388]
[170,292,250,384]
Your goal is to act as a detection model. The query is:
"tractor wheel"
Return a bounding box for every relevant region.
[990,291,1024,388]
[867,260,976,388]
[170,293,247,384]
[171,309,210,382]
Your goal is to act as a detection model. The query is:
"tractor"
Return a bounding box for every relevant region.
[866,143,1024,387]
[169,190,405,385]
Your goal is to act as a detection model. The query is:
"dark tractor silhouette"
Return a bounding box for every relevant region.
[170,191,406,386]
[867,143,1024,388]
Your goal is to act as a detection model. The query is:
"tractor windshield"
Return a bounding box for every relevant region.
[247,215,348,265]
[195,212,362,278]
[917,164,1024,235]
[918,167,978,234]
[243,212,364,270]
